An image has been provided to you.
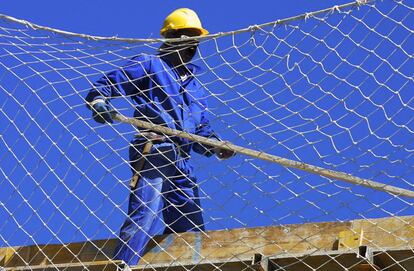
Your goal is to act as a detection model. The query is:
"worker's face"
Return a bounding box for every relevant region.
[163,29,200,64]
[175,39,199,63]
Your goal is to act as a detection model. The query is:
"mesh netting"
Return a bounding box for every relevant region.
[1,0,414,270]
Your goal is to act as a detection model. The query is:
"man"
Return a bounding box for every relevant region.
[85,8,234,266]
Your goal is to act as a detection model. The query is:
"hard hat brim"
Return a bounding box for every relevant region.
[160,27,209,37]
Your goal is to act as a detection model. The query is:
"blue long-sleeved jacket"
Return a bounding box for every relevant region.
[85,54,217,156]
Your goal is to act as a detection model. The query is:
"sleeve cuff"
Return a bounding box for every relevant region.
[86,97,105,109]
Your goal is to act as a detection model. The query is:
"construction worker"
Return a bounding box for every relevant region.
[85,8,235,266]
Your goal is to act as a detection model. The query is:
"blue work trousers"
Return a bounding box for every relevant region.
[113,140,205,266]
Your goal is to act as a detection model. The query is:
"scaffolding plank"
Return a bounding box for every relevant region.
[2,260,125,271]
[0,240,117,268]
[1,216,413,270]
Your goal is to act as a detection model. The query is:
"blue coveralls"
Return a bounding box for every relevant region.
[85,54,218,265]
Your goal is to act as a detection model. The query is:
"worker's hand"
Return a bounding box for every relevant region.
[140,131,166,142]
[91,102,113,124]
[214,148,236,160]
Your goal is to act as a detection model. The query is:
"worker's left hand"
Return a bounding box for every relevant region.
[91,101,113,124]
[214,148,236,160]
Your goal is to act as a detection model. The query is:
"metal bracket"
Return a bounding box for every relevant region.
[252,254,275,271]
[356,245,381,270]
[358,245,374,263]
[117,261,132,271]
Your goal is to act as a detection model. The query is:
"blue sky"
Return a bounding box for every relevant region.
[1,0,413,248]
[1,1,350,38]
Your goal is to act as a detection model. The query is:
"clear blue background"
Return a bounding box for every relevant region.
[1,1,350,38]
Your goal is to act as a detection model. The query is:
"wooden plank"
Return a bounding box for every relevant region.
[350,217,414,249]
[1,216,414,270]
[1,240,117,267]
[134,249,414,271]
[139,216,414,267]
[0,247,15,267]
[139,220,352,267]
[261,250,375,271]
[3,260,125,271]
[266,248,414,271]
[4,247,409,271]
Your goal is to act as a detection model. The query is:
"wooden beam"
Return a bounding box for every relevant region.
[1,216,414,270]
[2,260,125,271]
[138,215,414,268]
[4,249,414,271]
[0,240,118,268]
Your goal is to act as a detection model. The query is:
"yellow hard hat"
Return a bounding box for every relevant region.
[160,8,209,37]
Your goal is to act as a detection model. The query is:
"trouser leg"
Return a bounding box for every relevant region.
[114,142,177,266]
[163,175,205,234]
[113,176,163,265]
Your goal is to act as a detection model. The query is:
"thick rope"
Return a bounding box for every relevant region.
[0,0,372,43]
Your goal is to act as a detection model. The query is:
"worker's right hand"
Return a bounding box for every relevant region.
[214,147,236,160]
[91,102,113,124]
